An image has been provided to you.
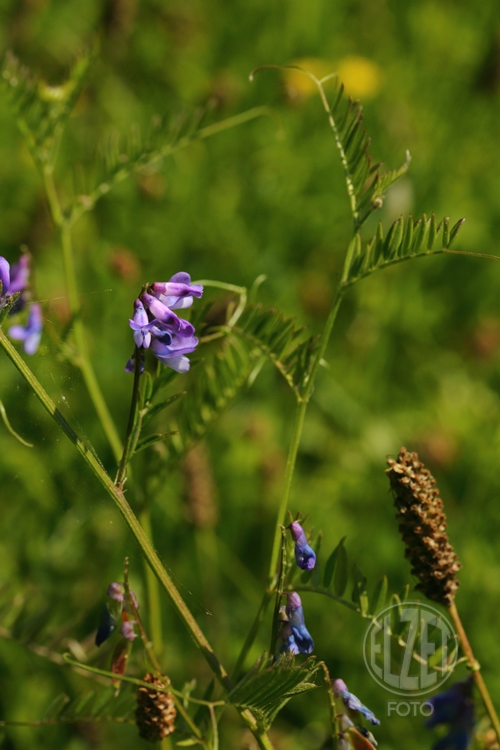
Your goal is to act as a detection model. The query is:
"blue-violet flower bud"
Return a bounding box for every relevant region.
[333,679,380,726]
[288,521,316,571]
[285,592,314,654]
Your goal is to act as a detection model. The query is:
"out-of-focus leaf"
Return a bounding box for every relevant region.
[351,564,369,616]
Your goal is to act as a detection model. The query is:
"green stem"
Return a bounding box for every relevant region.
[269,528,287,662]
[42,167,123,463]
[0,330,273,749]
[116,348,142,488]
[140,507,164,659]
[267,399,308,585]
[449,601,500,744]
[232,590,273,681]
[267,287,344,586]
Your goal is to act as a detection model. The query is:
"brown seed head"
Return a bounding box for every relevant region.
[135,673,176,743]
[386,447,461,608]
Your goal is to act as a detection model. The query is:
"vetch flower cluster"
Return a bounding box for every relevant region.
[288,521,316,571]
[95,581,138,647]
[278,592,314,655]
[0,252,42,354]
[126,272,203,374]
[333,679,379,750]
[425,677,474,750]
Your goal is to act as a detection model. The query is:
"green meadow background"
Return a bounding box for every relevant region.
[0,0,500,748]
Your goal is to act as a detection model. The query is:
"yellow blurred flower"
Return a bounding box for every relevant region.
[283,58,336,100]
[335,55,383,99]
[283,56,383,101]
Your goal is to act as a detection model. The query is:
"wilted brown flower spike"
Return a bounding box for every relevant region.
[135,673,176,743]
[386,447,461,608]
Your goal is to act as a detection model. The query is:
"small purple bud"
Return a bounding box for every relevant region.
[289,521,307,545]
[295,542,316,571]
[288,522,316,571]
[286,592,302,611]
[120,620,137,641]
[285,592,314,654]
[107,582,124,602]
[129,299,157,348]
[125,355,145,374]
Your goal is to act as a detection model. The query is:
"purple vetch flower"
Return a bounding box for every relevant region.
[285,592,314,655]
[333,679,380,726]
[9,303,42,355]
[151,273,203,310]
[288,521,316,571]
[120,620,137,642]
[107,582,125,602]
[126,273,203,374]
[426,677,474,750]
[129,299,157,348]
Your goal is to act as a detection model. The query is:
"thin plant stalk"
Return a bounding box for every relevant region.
[0,329,274,750]
[116,346,143,488]
[448,601,500,743]
[237,283,346,668]
[139,507,165,660]
[42,167,123,462]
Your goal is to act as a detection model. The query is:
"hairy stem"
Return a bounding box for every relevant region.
[267,399,308,586]
[267,286,344,586]
[0,330,274,749]
[42,167,123,462]
[449,601,500,743]
[140,507,164,659]
[116,347,142,487]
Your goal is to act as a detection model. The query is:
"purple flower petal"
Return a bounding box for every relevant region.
[141,292,181,329]
[8,254,30,294]
[285,592,314,654]
[8,303,42,354]
[151,275,203,310]
[295,542,317,571]
[107,582,124,602]
[120,620,137,642]
[333,680,380,726]
[0,257,10,297]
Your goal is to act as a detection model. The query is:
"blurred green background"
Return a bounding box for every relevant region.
[1,0,500,748]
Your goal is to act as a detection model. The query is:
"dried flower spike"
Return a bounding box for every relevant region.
[386,447,461,608]
[136,673,176,743]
